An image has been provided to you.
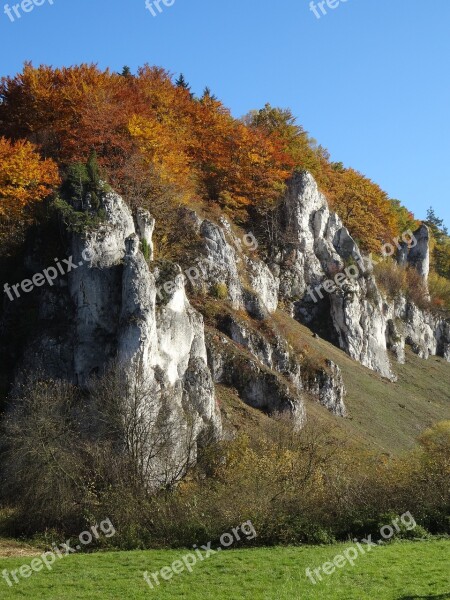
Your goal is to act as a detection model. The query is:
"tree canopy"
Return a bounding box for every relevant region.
[0,64,440,262]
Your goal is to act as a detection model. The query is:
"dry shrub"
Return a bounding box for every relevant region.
[428,272,450,312]
[375,260,430,309]
[374,259,407,299]
[404,267,431,310]
[1,374,448,546]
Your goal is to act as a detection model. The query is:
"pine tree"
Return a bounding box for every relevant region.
[426,207,448,236]
[202,86,217,101]
[426,207,450,279]
[175,73,190,91]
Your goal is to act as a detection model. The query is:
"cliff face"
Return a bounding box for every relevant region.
[276,172,396,380]
[2,170,449,480]
[190,171,449,398]
[274,172,449,373]
[11,191,221,485]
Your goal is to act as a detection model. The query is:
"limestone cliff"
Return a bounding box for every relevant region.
[1,170,449,480]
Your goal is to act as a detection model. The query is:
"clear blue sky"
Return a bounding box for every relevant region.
[1,0,449,228]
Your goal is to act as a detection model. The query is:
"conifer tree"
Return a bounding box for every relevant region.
[175,73,190,91]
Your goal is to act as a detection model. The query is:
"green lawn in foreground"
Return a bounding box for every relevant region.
[0,540,449,599]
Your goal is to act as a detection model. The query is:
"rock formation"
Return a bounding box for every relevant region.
[1,169,449,483]
[9,191,221,486]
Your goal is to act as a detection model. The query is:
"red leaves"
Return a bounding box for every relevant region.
[0,65,292,216]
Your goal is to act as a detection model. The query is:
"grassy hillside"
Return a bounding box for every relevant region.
[0,540,448,599]
[219,310,450,455]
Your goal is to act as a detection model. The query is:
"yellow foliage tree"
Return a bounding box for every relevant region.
[0,137,60,218]
[328,167,398,253]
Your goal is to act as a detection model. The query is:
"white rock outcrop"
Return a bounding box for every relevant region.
[277,171,396,380]
[21,191,222,486]
[6,171,449,463]
[276,171,449,374]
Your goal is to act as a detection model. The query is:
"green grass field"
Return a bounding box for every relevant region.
[0,540,448,599]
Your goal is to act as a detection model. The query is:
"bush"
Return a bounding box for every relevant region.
[211,282,228,300]
[0,379,88,533]
[374,260,430,309]
[55,152,109,233]
[404,267,431,310]
[1,371,449,546]
[52,196,106,234]
[374,260,406,299]
[428,272,450,312]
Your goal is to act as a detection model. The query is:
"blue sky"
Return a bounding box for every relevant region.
[0,0,449,228]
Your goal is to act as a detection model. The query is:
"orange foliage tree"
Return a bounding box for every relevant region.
[247,104,411,250]
[0,63,137,168]
[0,137,60,218]
[0,64,417,249]
[327,167,398,252]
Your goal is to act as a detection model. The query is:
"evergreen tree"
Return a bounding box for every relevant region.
[63,163,89,204]
[87,150,100,188]
[201,86,217,101]
[175,73,190,91]
[426,207,450,279]
[426,207,448,236]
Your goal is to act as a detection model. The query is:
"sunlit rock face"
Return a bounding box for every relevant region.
[15,190,221,486]
[276,171,396,380]
[275,172,449,372]
[3,169,449,479]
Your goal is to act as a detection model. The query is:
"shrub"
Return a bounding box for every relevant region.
[404,267,430,310]
[1,373,449,546]
[374,260,430,310]
[211,282,228,300]
[374,259,406,299]
[52,196,106,234]
[428,272,450,312]
[0,378,87,533]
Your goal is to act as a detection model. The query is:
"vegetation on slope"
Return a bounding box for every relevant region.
[0,63,449,552]
[1,63,449,305]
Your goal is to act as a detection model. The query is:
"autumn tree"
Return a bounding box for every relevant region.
[0,137,60,219]
[327,168,398,252]
[0,64,422,254]
[245,104,334,190]
[246,104,418,251]
[390,199,419,234]
[0,63,137,169]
